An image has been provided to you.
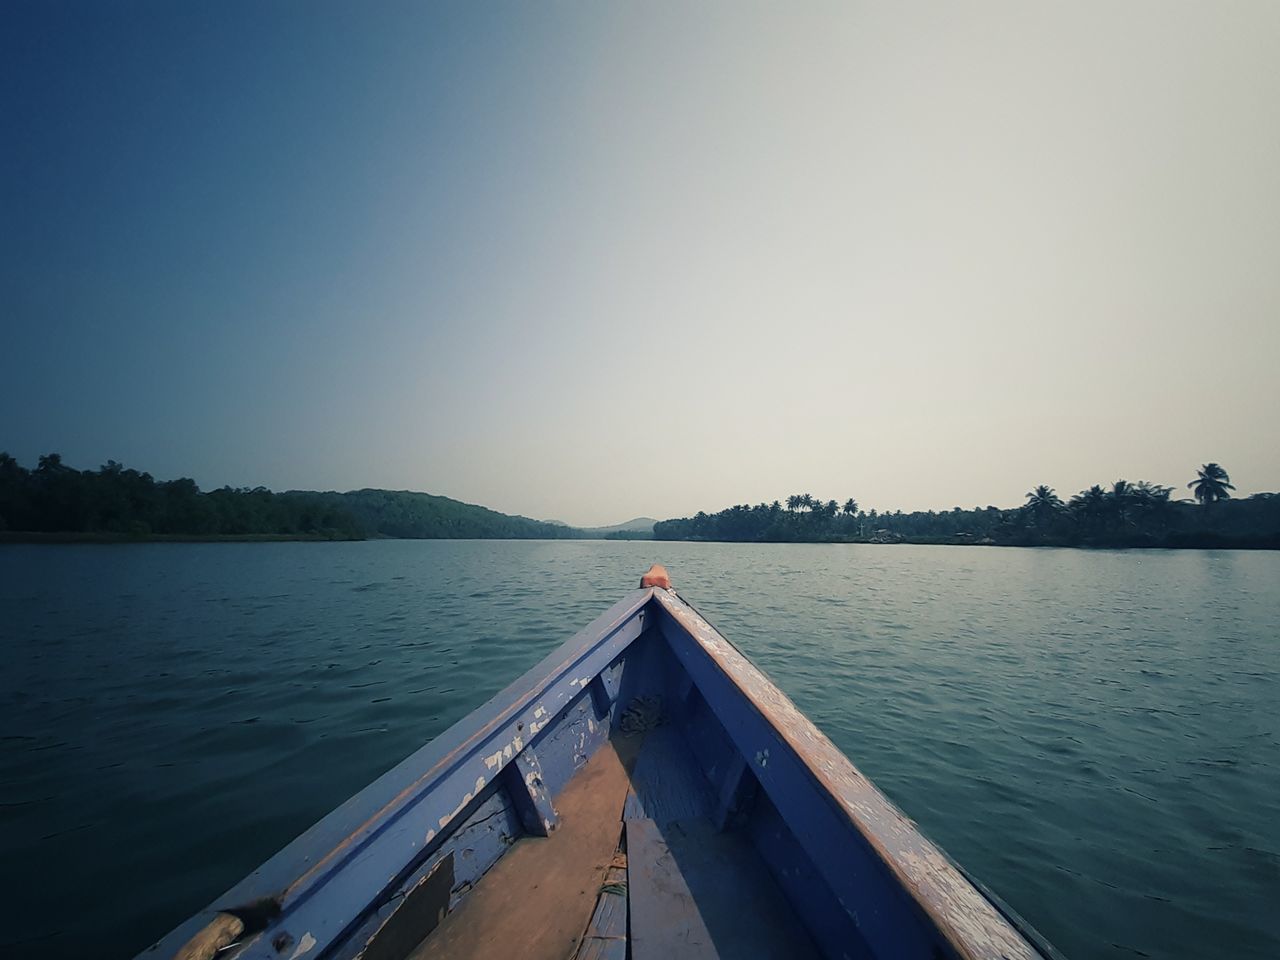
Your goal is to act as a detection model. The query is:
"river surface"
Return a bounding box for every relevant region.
[1,541,1277,959]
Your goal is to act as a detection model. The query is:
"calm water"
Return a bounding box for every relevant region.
[1,541,1277,959]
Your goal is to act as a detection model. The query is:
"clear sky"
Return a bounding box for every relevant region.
[4,2,1278,526]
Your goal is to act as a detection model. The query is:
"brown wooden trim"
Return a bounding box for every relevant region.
[653,588,1042,960]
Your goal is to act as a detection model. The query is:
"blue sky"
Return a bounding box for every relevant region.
[4,2,1279,525]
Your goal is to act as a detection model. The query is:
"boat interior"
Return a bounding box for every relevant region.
[411,724,822,960]
[154,587,1045,960]
[345,594,828,960]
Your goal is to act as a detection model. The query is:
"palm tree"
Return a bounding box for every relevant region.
[1069,485,1108,536]
[1188,463,1235,506]
[842,498,858,517]
[1109,480,1134,528]
[1131,480,1173,533]
[36,452,65,473]
[799,494,814,512]
[1024,485,1063,527]
[1132,480,1171,501]
[1070,485,1107,511]
[786,494,801,513]
[1025,485,1062,509]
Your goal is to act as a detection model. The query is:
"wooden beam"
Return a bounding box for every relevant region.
[508,748,558,836]
[588,673,615,717]
[712,753,754,831]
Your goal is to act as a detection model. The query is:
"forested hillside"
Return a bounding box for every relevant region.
[0,454,362,539]
[303,489,579,539]
[0,454,580,540]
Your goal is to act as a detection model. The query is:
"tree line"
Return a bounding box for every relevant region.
[0,453,581,541]
[653,464,1280,548]
[0,453,365,539]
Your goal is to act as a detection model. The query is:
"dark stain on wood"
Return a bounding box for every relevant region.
[360,854,453,960]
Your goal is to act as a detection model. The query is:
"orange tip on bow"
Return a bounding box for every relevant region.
[640,563,671,589]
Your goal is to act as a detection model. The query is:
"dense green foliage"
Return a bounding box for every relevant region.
[0,453,363,539]
[654,468,1280,548]
[301,489,580,540]
[0,454,580,541]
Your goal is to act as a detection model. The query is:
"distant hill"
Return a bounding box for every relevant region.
[295,489,583,540]
[583,517,657,537]
[538,517,655,539]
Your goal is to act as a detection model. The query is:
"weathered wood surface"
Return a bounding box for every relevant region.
[653,588,1043,960]
[622,725,716,826]
[625,816,819,960]
[573,857,628,960]
[410,741,631,960]
[508,747,558,836]
[170,913,243,960]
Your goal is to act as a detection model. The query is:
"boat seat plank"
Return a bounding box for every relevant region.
[409,740,631,960]
[573,858,628,960]
[622,725,716,825]
[625,816,821,960]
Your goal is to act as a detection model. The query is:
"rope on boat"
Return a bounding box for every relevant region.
[171,913,244,960]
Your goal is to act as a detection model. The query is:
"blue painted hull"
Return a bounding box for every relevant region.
[143,583,1059,960]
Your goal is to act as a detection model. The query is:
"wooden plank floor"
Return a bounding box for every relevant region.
[623,725,716,826]
[626,816,821,960]
[573,856,628,960]
[410,741,632,960]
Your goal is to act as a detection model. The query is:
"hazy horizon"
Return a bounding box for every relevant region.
[5,2,1279,527]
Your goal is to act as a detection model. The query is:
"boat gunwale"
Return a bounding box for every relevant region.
[142,588,654,960]
[653,587,1048,960]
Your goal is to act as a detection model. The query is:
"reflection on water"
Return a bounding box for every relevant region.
[1,541,1277,959]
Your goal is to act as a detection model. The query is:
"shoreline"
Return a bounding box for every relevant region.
[0,531,366,544]
[652,535,1280,550]
[3,531,1276,550]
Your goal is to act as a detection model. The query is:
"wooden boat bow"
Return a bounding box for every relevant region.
[141,567,1057,960]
